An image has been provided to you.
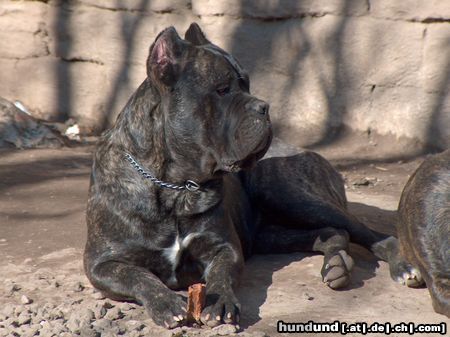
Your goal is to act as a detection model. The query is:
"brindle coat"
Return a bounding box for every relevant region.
[84,23,420,328]
[398,149,450,317]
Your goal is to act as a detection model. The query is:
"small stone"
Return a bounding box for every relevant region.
[246,331,269,337]
[60,333,73,337]
[103,301,114,309]
[85,287,96,294]
[14,305,26,316]
[2,304,15,319]
[118,303,133,311]
[304,292,314,301]
[20,295,33,305]
[47,309,65,320]
[29,323,40,328]
[211,324,239,336]
[79,308,95,324]
[6,283,21,296]
[127,331,142,337]
[73,282,85,292]
[352,177,377,187]
[20,330,38,337]
[80,326,100,337]
[92,318,112,331]
[66,317,81,334]
[17,312,31,326]
[172,327,186,337]
[103,307,124,321]
[141,326,152,335]
[39,320,51,329]
[93,304,107,319]
[51,321,66,335]
[71,298,83,305]
[99,332,116,337]
[126,320,145,331]
[38,328,53,337]
[92,291,106,300]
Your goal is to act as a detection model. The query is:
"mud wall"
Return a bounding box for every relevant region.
[0,0,449,150]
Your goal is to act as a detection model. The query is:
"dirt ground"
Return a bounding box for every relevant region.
[0,141,448,337]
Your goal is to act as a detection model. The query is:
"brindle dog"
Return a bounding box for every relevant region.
[84,23,419,328]
[397,149,450,317]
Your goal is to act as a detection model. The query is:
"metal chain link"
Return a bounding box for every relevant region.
[124,153,200,192]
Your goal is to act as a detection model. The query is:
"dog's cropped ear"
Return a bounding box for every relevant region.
[185,22,210,46]
[147,27,184,87]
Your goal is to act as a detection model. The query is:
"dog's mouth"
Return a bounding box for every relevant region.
[218,131,272,173]
[221,155,257,173]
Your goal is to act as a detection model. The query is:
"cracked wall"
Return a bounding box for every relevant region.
[0,0,449,150]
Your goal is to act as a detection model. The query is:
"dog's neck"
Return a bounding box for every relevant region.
[111,79,223,193]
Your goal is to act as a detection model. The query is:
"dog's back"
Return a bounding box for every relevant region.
[398,149,450,317]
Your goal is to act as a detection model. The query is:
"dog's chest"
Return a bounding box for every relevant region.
[162,232,201,288]
[163,233,198,268]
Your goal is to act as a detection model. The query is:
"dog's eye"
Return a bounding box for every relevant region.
[216,86,230,96]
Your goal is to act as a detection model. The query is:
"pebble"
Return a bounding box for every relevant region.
[47,309,64,320]
[2,304,15,319]
[103,307,124,320]
[93,304,107,319]
[73,281,85,292]
[210,324,239,336]
[60,333,73,337]
[100,332,117,337]
[2,270,267,337]
[14,305,26,316]
[16,312,32,326]
[304,292,314,301]
[66,317,81,334]
[93,318,113,330]
[119,303,133,311]
[92,291,106,300]
[242,331,268,337]
[6,283,21,296]
[127,331,142,337]
[79,308,95,323]
[80,326,101,337]
[20,295,33,305]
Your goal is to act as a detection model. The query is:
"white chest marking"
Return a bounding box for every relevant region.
[163,233,199,268]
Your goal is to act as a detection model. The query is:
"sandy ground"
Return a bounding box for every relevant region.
[0,143,448,337]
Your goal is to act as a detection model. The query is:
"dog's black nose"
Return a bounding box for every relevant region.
[246,100,269,116]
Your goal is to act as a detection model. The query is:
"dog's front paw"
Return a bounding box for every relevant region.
[201,292,241,328]
[389,257,424,288]
[144,292,187,329]
[321,250,354,289]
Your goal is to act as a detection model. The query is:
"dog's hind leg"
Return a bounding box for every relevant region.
[254,226,354,289]
[243,151,419,286]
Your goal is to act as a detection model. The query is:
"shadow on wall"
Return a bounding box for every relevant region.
[51,0,449,151]
[101,0,150,130]
[425,37,450,150]
[54,1,71,123]
[52,0,151,130]
[228,0,367,148]
[227,0,449,152]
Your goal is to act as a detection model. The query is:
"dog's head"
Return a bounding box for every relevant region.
[147,23,272,177]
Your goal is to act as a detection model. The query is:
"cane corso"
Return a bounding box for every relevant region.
[397,149,450,317]
[84,23,419,328]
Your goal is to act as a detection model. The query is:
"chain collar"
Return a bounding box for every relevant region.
[124,153,201,192]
